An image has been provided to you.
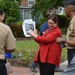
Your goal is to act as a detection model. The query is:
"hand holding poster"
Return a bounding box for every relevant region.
[22,19,35,37]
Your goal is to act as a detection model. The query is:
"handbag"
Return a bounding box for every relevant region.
[5,61,13,74]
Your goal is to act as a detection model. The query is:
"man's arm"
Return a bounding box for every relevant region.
[56,37,75,47]
[5,26,16,53]
[66,39,75,47]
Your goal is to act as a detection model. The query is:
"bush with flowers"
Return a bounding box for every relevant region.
[8,49,37,67]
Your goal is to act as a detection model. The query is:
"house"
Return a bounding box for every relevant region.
[19,0,41,23]
[46,7,65,15]
[19,0,35,20]
[58,7,65,15]
[49,7,65,15]
[19,0,65,23]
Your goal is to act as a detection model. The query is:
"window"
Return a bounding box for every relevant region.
[28,0,35,6]
[24,10,31,19]
[19,9,32,20]
[20,10,24,20]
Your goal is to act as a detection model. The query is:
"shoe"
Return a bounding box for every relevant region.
[55,67,64,72]
[30,68,37,72]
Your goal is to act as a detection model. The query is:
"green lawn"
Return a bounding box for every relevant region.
[61,35,67,62]
[61,48,67,62]
[16,40,38,51]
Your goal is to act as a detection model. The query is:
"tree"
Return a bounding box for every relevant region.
[0,0,20,25]
[32,0,64,17]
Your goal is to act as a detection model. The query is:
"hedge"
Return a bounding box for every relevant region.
[9,15,70,37]
[10,23,24,38]
[57,15,70,28]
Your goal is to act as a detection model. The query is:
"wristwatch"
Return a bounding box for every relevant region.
[62,38,66,43]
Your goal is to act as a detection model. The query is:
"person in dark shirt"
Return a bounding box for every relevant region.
[40,22,49,36]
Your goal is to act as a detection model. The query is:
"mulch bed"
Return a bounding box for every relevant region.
[8,59,29,67]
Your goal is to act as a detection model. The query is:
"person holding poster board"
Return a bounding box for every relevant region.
[29,15,62,75]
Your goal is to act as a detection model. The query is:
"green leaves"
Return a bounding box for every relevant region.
[0,0,20,24]
[32,0,64,17]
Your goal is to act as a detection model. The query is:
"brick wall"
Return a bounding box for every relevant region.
[20,0,36,6]
[20,0,28,6]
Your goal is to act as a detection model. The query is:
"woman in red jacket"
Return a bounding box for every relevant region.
[29,15,62,75]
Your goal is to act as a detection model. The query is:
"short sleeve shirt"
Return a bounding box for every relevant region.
[66,15,75,49]
[0,22,16,59]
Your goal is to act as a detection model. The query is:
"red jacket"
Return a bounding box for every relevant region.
[34,26,62,66]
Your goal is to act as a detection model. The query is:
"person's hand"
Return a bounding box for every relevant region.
[34,30,38,34]
[56,37,63,44]
[29,29,38,38]
[42,31,45,35]
[29,29,35,35]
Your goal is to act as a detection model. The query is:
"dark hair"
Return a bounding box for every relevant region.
[47,15,59,23]
[0,8,4,15]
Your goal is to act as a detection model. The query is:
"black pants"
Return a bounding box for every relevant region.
[0,60,8,75]
[39,62,56,75]
[67,49,75,65]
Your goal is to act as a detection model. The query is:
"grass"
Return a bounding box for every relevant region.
[16,35,66,51]
[16,40,38,51]
[60,27,67,34]
[61,48,67,62]
[61,35,67,62]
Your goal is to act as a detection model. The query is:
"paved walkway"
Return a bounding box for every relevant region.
[9,66,61,75]
[9,66,34,75]
[9,60,68,75]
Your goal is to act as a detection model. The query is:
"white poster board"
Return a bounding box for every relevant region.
[22,19,35,37]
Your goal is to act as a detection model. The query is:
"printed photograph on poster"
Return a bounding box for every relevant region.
[22,19,36,37]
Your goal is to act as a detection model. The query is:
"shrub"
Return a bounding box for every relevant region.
[9,15,70,37]
[16,21,23,26]
[57,15,70,28]
[9,23,24,37]
[11,50,37,67]
[10,22,41,37]
[40,14,70,28]
[36,23,41,31]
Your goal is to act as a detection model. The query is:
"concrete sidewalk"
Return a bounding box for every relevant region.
[9,60,68,75]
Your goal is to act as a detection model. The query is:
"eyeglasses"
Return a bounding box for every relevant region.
[48,22,55,25]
